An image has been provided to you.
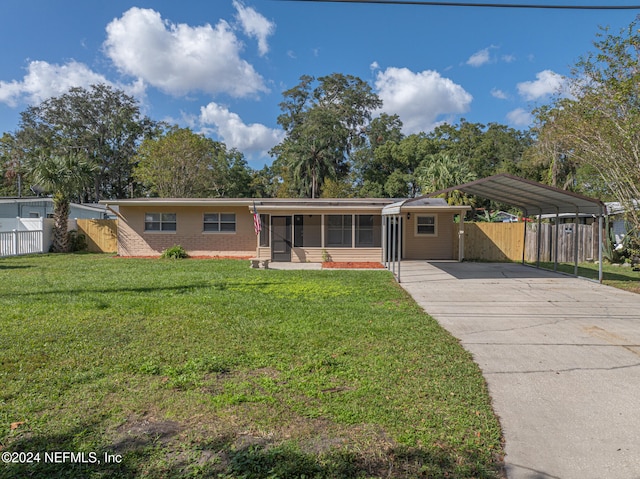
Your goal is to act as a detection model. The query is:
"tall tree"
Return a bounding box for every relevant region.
[360,134,437,198]
[415,152,477,204]
[134,127,254,198]
[272,73,382,197]
[28,154,97,252]
[17,84,158,200]
[428,119,533,180]
[352,113,405,195]
[0,133,29,196]
[532,18,640,235]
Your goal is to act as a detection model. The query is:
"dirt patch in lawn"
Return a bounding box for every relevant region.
[322,262,385,269]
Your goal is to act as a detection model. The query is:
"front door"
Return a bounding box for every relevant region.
[271,216,292,262]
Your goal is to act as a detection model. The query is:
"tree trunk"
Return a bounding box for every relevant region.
[52,192,70,253]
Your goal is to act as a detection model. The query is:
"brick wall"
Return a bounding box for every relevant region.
[117,205,257,257]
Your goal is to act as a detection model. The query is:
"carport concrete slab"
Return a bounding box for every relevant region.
[398,261,640,479]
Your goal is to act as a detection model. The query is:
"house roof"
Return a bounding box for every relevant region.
[0,197,107,213]
[100,197,403,211]
[421,173,606,216]
[101,198,398,206]
[381,197,471,216]
[103,196,472,214]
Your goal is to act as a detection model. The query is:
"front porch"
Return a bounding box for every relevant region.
[252,197,470,267]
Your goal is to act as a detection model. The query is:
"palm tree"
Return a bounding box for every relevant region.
[415,153,477,204]
[285,107,348,198]
[29,154,97,252]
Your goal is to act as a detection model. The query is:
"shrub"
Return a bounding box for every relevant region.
[67,230,88,252]
[161,244,189,259]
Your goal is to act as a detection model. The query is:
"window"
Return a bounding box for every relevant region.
[294,215,322,247]
[355,215,381,247]
[28,212,40,218]
[259,214,269,247]
[145,213,176,232]
[203,213,236,233]
[416,215,436,235]
[326,215,352,247]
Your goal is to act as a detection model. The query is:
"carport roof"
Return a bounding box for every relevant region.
[418,173,606,216]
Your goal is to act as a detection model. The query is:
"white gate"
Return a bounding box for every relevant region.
[0,218,47,257]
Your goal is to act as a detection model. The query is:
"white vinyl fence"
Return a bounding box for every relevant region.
[0,218,53,257]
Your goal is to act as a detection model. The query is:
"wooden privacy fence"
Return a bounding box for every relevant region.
[461,222,602,263]
[76,219,117,253]
[524,222,599,263]
[462,223,524,262]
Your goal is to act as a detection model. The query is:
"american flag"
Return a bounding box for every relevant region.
[253,202,261,236]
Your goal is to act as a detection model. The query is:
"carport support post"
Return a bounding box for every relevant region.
[536,210,542,268]
[391,217,396,279]
[382,217,387,268]
[574,210,580,276]
[458,210,465,261]
[397,215,401,283]
[521,209,528,265]
[554,210,560,272]
[598,211,603,283]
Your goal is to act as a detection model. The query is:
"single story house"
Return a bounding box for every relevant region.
[0,197,110,219]
[100,197,471,263]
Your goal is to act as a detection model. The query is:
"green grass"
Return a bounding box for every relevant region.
[532,261,640,293]
[0,254,504,478]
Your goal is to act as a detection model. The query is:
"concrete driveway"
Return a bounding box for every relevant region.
[398,261,640,479]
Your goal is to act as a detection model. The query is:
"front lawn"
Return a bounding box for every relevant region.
[0,254,503,478]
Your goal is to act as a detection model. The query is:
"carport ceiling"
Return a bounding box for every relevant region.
[419,173,606,216]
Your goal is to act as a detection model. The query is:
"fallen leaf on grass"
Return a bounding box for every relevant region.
[10,421,25,430]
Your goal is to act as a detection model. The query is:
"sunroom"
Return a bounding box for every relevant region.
[254,199,390,263]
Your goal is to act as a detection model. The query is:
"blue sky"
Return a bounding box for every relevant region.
[1,1,638,167]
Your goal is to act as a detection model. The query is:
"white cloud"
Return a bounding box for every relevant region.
[374,67,472,134]
[199,102,284,154]
[103,7,268,98]
[233,0,275,57]
[467,47,491,67]
[506,108,533,126]
[491,88,508,100]
[502,54,516,63]
[517,70,566,101]
[0,60,127,107]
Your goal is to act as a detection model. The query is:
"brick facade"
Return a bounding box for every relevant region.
[117,205,257,257]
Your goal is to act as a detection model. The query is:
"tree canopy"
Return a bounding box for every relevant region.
[134,127,254,198]
[271,73,382,198]
[531,18,640,234]
[15,84,158,200]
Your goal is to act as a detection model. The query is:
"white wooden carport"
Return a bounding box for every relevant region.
[425,174,608,282]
